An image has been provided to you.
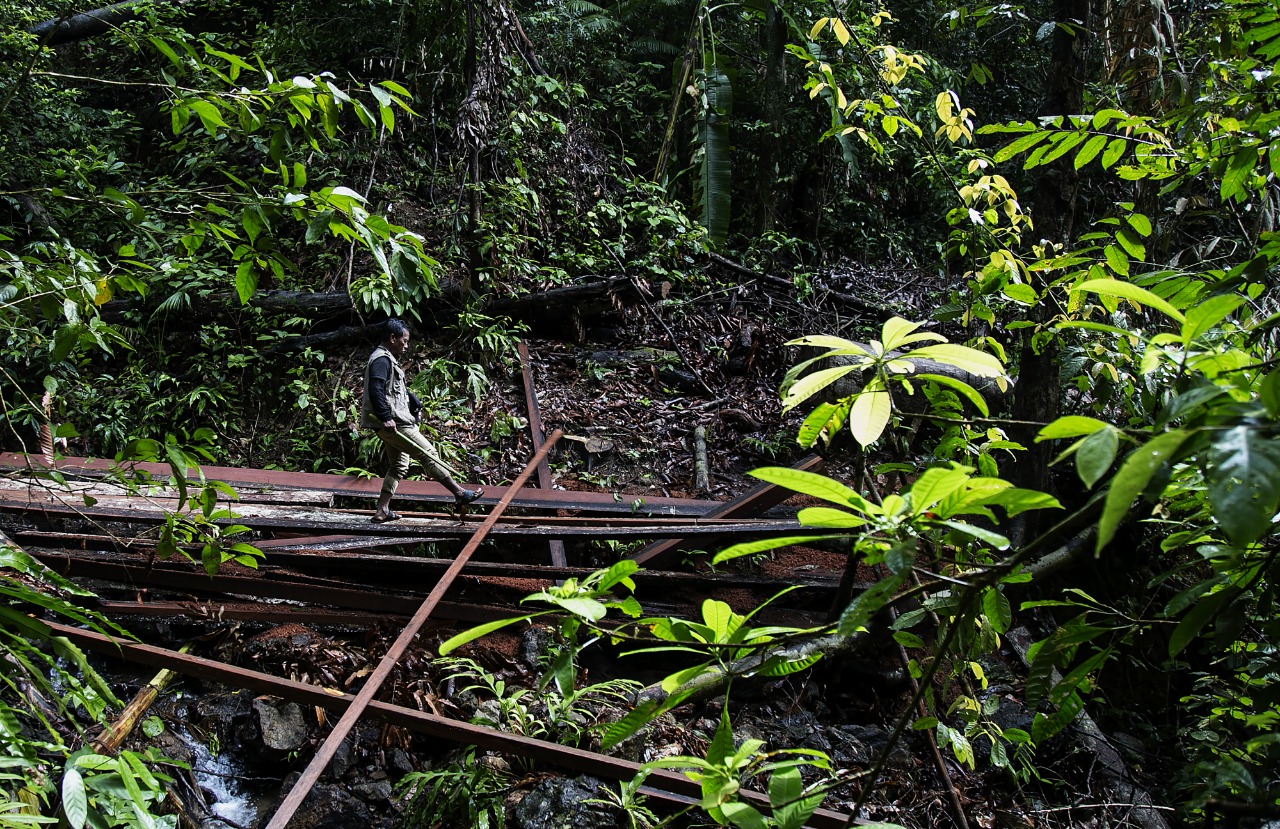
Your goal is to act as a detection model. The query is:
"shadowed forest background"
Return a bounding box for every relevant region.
[2,0,1280,827]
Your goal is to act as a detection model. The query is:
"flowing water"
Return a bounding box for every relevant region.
[182,727,260,828]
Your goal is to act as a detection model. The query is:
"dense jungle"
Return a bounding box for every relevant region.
[2,0,1280,827]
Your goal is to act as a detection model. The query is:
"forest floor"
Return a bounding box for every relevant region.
[98,264,1173,829]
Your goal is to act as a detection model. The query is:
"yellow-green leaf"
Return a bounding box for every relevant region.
[849,378,892,447]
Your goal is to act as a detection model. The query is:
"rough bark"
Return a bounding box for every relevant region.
[28,2,149,46]
[100,276,653,352]
[1006,0,1089,514]
[753,3,787,235]
[99,290,366,324]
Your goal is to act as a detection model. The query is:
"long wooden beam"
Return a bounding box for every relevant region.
[0,452,718,516]
[518,341,567,567]
[0,496,821,540]
[629,453,824,566]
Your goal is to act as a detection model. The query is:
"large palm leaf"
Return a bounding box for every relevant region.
[696,61,733,246]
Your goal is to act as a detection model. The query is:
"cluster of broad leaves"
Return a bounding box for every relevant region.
[0,545,176,827]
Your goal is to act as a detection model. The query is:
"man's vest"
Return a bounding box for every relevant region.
[360,345,415,428]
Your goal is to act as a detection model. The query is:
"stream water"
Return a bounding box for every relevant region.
[181,726,261,828]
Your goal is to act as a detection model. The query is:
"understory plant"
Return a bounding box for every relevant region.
[0,545,177,828]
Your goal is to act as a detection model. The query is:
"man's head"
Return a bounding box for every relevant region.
[385,318,411,358]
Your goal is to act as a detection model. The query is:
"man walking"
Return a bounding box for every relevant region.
[360,319,483,522]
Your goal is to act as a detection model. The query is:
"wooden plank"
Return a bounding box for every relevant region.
[0,474,333,506]
[0,452,719,516]
[0,497,821,540]
[629,454,824,566]
[518,341,566,567]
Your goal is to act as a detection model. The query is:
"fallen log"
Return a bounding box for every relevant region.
[29,1,151,46]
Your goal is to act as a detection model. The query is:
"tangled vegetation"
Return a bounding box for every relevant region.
[2,0,1279,826]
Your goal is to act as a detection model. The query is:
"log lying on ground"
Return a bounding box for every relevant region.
[101,276,641,348]
[99,289,368,325]
[29,1,153,45]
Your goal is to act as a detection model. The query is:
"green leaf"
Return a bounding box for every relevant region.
[1002,282,1038,304]
[768,766,802,815]
[702,599,736,640]
[713,535,835,564]
[795,507,867,528]
[62,765,88,829]
[1168,588,1238,658]
[939,520,1010,549]
[759,653,823,677]
[186,99,228,133]
[546,596,608,621]
[1181,294,1243,344]
[1204,425,1280,546]
[1075,427,1119,488]
[1097,429,1190,552]
[837,572,905,637]
[1115,228,1146,262]
[913,374,990,416]
[1073,134,1108,169]
[848,378,892,447]
[1103,243,1130,276]
[708,710,735,765]
[981,587,1012,633]
[1126,212,1153,237]
[881,317,944,351]
[1260,368,1280,418]
[148,36,181,66]
[796,400,848,449]
[439,614,541,655]
[993,131,1050,163]
[1100,137,1127,168]
[909,466,973,514]
[720,802,767,829]
[1037,415,1113,441]
[905,344,1006,378]
[235,261,258,305]
[1032,691,1084,742]
[1220,147,1257,202]
[747,468,874,510]
[601,698,667,749]
[1070,278,1186,323]
[782,364,862,412]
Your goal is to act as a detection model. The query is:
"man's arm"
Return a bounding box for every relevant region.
[368,356,396,427]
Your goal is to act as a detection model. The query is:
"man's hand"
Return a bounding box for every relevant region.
[383,419,397,431]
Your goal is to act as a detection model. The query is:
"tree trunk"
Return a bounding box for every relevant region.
[1007,0,1089,521]
[753,2,786,235]
[463,0,481,295]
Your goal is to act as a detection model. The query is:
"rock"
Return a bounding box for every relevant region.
[520,625,554,671]
[253,697,309,751]
[835,723,914,768]
[350,777,395,805]
[511,775,617,829]
[280,773,374,829]
[387,747,415,777]
[778,711,832,752]
[328,738,353,779]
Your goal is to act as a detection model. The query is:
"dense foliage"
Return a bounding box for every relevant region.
[2,0,1280,826]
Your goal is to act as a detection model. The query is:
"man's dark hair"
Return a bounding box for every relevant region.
[385,318,410,339]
